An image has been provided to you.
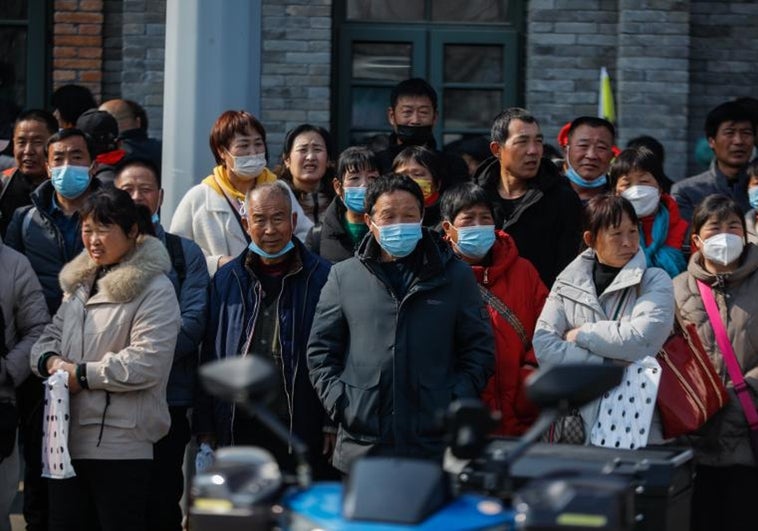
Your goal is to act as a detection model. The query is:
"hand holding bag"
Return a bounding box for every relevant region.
[698,280,758,461]
[655,308,729,439]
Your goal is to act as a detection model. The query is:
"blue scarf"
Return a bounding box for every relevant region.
[640,204,686,278]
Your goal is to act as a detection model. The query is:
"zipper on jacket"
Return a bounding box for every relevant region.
[275,261,308,454]
[230,272,263,447]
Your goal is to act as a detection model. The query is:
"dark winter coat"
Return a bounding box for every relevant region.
[307,229,494,472]
[305,197,356,264]
[195,238,331,459]
[0,168,36,239]
[475,156,583,287]
[5,179,100,314]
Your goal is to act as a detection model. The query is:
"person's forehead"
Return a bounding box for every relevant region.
[14,119,50,138]
[507,119,541,138]
[293,131,325,147]
[249,192,289,213]
[50,136,87,152]
[717,120,754,132]
[375,190,419,208]
[455,204,491,219]
[570,125,613,143]
[117,165,158,186]
[395,96,434,109]
[231,129,263,142]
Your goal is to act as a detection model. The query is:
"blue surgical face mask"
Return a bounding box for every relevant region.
[372,221,422,258]
[564,147,607,189]
[749,186,758,210]
[343,186,366,214]
[50,165,92,199]
[151,213,160,224]
[454,225,496,259]
[248,239,294,260]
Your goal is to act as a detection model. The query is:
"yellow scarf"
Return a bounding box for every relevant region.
[202,165,278,202]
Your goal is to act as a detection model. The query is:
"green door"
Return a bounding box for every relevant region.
[335,0,524,151]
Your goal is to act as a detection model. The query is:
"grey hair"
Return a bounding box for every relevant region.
[244,181,293,216]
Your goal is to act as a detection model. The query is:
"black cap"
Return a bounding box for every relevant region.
[76,109,118,155]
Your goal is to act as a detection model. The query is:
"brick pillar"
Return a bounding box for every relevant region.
[53,0,104,100]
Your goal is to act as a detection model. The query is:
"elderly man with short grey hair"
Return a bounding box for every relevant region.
[194,182,335,477]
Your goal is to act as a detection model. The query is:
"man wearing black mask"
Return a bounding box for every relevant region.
[375,78,469,191]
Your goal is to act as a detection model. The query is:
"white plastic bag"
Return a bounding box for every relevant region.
[590,356,661,450]
[41,370,76,479]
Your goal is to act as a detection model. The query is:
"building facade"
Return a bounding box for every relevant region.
[3,0,757,183]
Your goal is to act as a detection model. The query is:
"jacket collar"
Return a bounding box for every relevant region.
[31,178,101,214]
[60,235,171,302]
[687,243,758,287]
[471,230,518,285]
[554,247,647,300]
[357,228,451,283]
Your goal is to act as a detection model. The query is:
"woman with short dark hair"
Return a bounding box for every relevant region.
[610,146,688,277]
[533,194,674,448]
[674,193,758,531]
[441,183,547,435]
[31,188,181,531]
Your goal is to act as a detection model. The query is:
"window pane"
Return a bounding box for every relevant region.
[0,0,28,20]
[352,42,411,81]
[352,86,392,130]
[347,0,424,21]
[444,44,503,84]
[432,1,509,22]
[0,27,27,109]
[444,89,502,130]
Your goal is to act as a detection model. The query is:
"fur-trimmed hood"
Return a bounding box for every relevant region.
[60,234,171,302]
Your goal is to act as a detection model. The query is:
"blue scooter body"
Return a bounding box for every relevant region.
[282,482,515,530]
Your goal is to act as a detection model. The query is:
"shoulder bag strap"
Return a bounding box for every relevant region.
[214,176,251,244]
[697,279,758,431]
[478,284,531,350]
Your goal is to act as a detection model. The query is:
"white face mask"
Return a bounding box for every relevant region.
[229,152,266,179]
[621,185,660,218]
[699,232,744,266]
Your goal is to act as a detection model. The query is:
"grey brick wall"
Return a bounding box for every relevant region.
[100,0,166,139]
[616,0,690,182]
[526,0,758,182]
[525,0,619,155]
[687,0,758,176]
[260,0,332,165]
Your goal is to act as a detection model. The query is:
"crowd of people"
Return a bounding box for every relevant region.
[0,78,756,531]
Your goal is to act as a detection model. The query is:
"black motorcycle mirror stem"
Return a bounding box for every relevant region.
[237,400,313,489]
[199,356,313,489]
[498,364,624,479]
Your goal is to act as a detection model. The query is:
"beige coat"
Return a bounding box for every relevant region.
[673,244,758,467]
[31,235,180,460]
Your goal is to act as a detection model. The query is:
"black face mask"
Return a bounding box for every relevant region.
[396,124,434,146]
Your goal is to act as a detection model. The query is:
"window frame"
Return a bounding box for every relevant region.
[332,0,524,151]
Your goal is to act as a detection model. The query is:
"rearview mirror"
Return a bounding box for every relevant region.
[199,356,278,406]
[526,364,624,410]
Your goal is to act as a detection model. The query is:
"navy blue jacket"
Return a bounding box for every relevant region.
[155,224,209,407]
[195,238,331,454]
[6,179,100,314]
